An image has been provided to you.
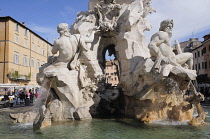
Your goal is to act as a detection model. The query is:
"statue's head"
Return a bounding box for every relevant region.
[159,19,173,37]
[57,23,70,36]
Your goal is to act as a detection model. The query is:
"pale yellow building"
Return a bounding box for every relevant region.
[0,16,53,87]
[105,60,119,86]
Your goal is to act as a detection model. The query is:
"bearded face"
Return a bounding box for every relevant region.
[164,23,173,38]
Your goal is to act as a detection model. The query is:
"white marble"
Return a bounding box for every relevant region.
[12,0,207,128]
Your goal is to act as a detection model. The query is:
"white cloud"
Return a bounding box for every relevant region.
[28,24,58,44]
[28,5,78,44]
[145,0,210,43]
[29,24,55,34]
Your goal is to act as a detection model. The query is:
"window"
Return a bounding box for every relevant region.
[31,43,34,50]
[37,59,40,69]
[205,62,207,69]
[209,61,210,68]
[195,53,196,58]
[209,45,210,51]
[48,45,51,51]
[195,64,197,71]
[42,48,45,55]
[203,47,206,54]
[32,34,34,41]
[15,23,19,32]
[23,55,28,66]
[15,34,19,44]
[14,52,19,64]
[37,46,40,53]
[30,58,34,67]
[198,63,200,70]
[198,51,200,57]
[32,73,34,79]
[24,29,28,36]
[24,39,28,47]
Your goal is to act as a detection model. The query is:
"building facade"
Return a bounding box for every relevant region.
[203,34,210,77]
[0,16,52,87]
[192,45,205,76]
[190,34,210,101]
[179,38,201,53]
[105,60,119,86]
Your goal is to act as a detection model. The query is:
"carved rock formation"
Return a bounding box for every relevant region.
[11,0,207,129]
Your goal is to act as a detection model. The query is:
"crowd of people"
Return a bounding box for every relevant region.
[13,88,39,106]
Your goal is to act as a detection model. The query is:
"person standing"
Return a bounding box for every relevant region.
[35,91,38,99]
[13,89,19,106]
[29,89,35,103]
[25,90,30,106]
[20,90,26,104]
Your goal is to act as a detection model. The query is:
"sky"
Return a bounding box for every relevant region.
[1,0,210,59]
[145,0,210,43]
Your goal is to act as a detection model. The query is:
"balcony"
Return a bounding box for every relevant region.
[7,69,31,82]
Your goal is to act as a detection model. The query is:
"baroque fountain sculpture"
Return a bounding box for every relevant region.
[10,0,208,129]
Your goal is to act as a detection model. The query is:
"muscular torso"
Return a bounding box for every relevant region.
[150,31,176,61]
[53,35,78,63]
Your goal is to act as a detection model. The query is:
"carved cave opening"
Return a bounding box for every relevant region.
[96,44,125,118]
[103,44,120,88]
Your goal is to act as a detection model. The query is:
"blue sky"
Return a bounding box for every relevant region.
[0,0,89,43]
[145,0,210,43]
[1,0,210,60]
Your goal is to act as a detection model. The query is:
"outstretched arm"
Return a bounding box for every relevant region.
[84,27,99,43]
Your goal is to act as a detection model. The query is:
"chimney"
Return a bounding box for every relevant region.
[22,22,26,26]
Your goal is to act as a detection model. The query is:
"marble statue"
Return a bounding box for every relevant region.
[148,19,193,70]
[94,0,121,33]
[45,23,96,70]
[70,12,104,79]
[33,23,99,129]
[10,0,207,129]
[142,0,156,18]
[147,19,207,125]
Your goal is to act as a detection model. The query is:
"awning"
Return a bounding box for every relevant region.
[0,83,18,88]
[15,85,40,90]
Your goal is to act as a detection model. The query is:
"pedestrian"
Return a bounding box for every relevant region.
[20,90,25,104]
[35,89,39,99]
[25,90,30,106]
[29,89,35,103]
[13,89,19,106]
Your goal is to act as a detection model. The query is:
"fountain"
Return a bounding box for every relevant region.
[10,0,208,130]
